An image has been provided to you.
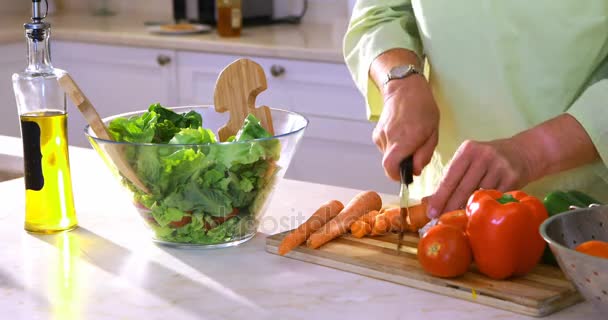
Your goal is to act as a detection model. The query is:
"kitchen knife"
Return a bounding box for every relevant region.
[398,155,414,252]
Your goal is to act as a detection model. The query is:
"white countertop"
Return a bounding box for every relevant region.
[0,13,346,63]
[0,135,602,320]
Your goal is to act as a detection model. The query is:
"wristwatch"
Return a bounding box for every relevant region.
[383,64,421,86]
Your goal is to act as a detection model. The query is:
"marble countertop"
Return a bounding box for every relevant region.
[0,134,602,320]
[0,12,346,63]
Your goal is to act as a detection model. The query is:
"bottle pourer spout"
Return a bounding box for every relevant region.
[32,0,44,22]
[25,0,49,40]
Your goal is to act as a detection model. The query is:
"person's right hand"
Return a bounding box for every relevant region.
[373,74,440,181]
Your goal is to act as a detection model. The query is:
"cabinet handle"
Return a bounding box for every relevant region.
[270,64,285,77]
[157,54,172,66]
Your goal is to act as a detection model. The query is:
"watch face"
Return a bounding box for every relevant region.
[390,65,414,79]
[385,65,419,85]
[395,65,413,76]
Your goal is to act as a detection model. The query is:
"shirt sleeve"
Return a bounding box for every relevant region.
[343,0,423,122]
[566,55,608,181]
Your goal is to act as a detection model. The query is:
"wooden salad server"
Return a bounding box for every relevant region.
[57,73,150,194]
[213,58,275,142]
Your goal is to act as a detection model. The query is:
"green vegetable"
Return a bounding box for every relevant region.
[542,190,603,265]
[543,190,600,216]
[109,103,280,244]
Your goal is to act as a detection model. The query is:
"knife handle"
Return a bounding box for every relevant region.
[400,155,414,185]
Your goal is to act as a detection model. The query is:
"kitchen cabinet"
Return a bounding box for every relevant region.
[52,41,177,147]
[177,51,395,193]
[0,43,25,138]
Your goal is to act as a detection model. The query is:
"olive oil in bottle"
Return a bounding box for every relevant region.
[20,111,76,233]
[12,0,77,233]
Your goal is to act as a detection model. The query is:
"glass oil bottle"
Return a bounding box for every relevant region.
[12,0,77,233]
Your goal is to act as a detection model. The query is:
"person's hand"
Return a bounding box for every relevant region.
[426,137,535,218]
[373,75,440,180]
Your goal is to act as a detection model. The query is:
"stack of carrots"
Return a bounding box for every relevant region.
[277,191,430,256]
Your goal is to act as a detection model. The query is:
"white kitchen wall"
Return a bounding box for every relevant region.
[0,0,352,22]
[56,0,349,23]
[0,0,29,14]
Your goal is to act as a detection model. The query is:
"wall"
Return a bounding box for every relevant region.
[0,0,29,15]
[50,0,349,23]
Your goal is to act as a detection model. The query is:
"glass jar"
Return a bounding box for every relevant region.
[216,0,242,37]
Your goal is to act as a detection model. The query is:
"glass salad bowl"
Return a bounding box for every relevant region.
[85,105,308,248]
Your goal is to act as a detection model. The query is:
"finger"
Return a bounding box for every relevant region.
[427,144,473,218]
[478,166,500,190]
[442,158,488,212]
[496,171,519,192]
[372,126,386,153]
[382,143,415,181]
[413,130,438,176]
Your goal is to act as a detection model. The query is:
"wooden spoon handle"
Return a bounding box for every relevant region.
[57,73,150,194]
[213,58,274,142]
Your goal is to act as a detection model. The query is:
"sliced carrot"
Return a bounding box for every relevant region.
[407,198,430,232]
[307,191,382,249]
[358,209,382,226]
[350,221,372,238]
[351,210,382,237]
[277,200,344,255]
[371,207,406,235]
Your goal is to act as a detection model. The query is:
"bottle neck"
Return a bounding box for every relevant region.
[25,28,53,73]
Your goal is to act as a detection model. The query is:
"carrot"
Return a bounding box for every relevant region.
[407,198,430,232]
[358,209,382,226]
[350,221,372,238]
[371,207,407,235]
[307,191,382,249]
[350,209,381,238]
[277,200,344,255]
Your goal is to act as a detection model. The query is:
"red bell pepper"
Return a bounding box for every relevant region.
[466,189,548,280]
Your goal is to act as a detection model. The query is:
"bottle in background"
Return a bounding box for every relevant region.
[216,0,242,37]
[12,0,77,234]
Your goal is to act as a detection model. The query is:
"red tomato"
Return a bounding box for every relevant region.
[417,224,472,278]
[169,215,192,228]
[438,209,468,232]
[204,208,240,230]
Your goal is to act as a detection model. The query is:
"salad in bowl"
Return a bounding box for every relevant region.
[87,103,307,247]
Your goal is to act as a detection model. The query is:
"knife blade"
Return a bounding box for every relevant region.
[398,155,414,252]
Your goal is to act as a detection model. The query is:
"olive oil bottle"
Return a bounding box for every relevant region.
[12,0,77,233]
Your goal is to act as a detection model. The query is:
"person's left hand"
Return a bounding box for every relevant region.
[426,138,535,218]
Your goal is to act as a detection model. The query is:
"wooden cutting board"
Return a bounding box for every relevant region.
[266,231,582,317]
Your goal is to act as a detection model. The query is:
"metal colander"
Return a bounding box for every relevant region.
[540,205,608,314]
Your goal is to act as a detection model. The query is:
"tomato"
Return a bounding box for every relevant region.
[575,240,608,259]
[169,215,192,228]
[438,209,468,232]
[204,208,240,230]
[417,224,472,278]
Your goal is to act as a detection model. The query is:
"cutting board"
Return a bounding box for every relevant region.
[266,231,582,317]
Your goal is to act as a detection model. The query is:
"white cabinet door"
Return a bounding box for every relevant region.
[52,41,177,147]
[177,51,395,193]
[0,43,25,138]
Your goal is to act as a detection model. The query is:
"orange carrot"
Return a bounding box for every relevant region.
[407,198,430,232]
[307,191,382,249]
[350,209,381,238]
[371,207,407,235]
[350,221,372,238]
[358,209,382,226]
[277,200,344,255]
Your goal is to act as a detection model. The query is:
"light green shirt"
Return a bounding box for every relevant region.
[344,0,608,202]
